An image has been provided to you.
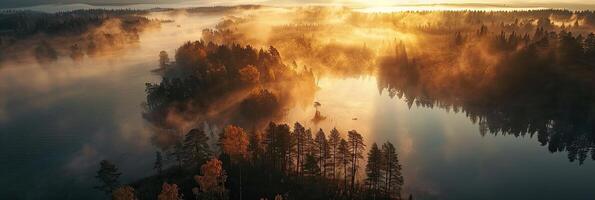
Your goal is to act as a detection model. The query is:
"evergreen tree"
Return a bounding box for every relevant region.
[314,128,330,177]
[382,142,404,199]
[302,154,321,177]
[264,122,291,171]
[169,142,184,169]
[338,138,351,190]
[248,127,265,165]
[348,130,365,190]
[94,160,122,195]
[154,151,163,176]
[293,122,307,175]
[365,143,383,198]
[328,128,341,179]
[585,33,595,60]
[182,128,212,168]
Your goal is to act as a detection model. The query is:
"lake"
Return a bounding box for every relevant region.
[1,7,594,200]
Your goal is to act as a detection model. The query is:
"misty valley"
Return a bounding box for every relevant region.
[0,4,594,200]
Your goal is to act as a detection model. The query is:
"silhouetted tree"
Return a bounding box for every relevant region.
[348,130,365,190]
[264,122,291,171]
[183,129,212,168]
[95,160,122,195]
[365,143,383,198]
[154,151,163,176]
[293,122,307,175]
[328,128,341,179]
[338,138,351,191]
[382,142,403,199]
[302,154,321,177]
[314,129,330,177]
[159,50,170,67]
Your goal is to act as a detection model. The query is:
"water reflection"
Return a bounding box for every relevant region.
[377,40,594,164]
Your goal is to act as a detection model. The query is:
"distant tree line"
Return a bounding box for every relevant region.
[0,9,161,63]
[378,25,595,164]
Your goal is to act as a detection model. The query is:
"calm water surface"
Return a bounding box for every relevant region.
[0,12,594,200]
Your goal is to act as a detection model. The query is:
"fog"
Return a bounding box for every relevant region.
[1,5,594,199]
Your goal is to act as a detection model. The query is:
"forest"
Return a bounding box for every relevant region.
[96,122,405,200]
[0,9,162,63]
[96,7,594,200]
[198,7,595,164]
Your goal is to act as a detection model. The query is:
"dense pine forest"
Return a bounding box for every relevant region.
[96,122,404,200]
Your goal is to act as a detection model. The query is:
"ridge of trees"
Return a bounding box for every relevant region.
[144,41,316,129]
[98,122,406,200]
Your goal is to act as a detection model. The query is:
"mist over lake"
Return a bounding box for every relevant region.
[0,3,594,200]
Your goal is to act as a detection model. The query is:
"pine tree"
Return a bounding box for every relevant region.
[302,154,321,177]
[293,122,307,175]
[382,142,404,199]
[169,142,184,169]
[365,143,383,198]
[154,151,163,176]
[585,33,595,60]
[328,128,342,179]
[338,138,351,190]
[314,128,330,177]
[348,130,365,190]
[248,127,265,165]
[183,128,212,168]
[94,160,122,195]
[264,122,291,171]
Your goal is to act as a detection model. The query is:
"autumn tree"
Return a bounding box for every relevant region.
[221,125,250,161]
[94,160,122,195]
[365,143,383,198]
[382,142,404,199]
[220,125,249,200]
[112,186,136,200]
[183,128,212,168]
[158,183,181,200]
[348,130,365,190]
[195,158,228,199]
[238,65,260,84]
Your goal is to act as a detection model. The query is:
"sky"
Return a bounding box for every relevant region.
[0,0,593,9]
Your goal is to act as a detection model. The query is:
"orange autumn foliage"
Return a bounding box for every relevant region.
[157,183,181,200]
[221,125,250,161]
[194,158,227,194]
